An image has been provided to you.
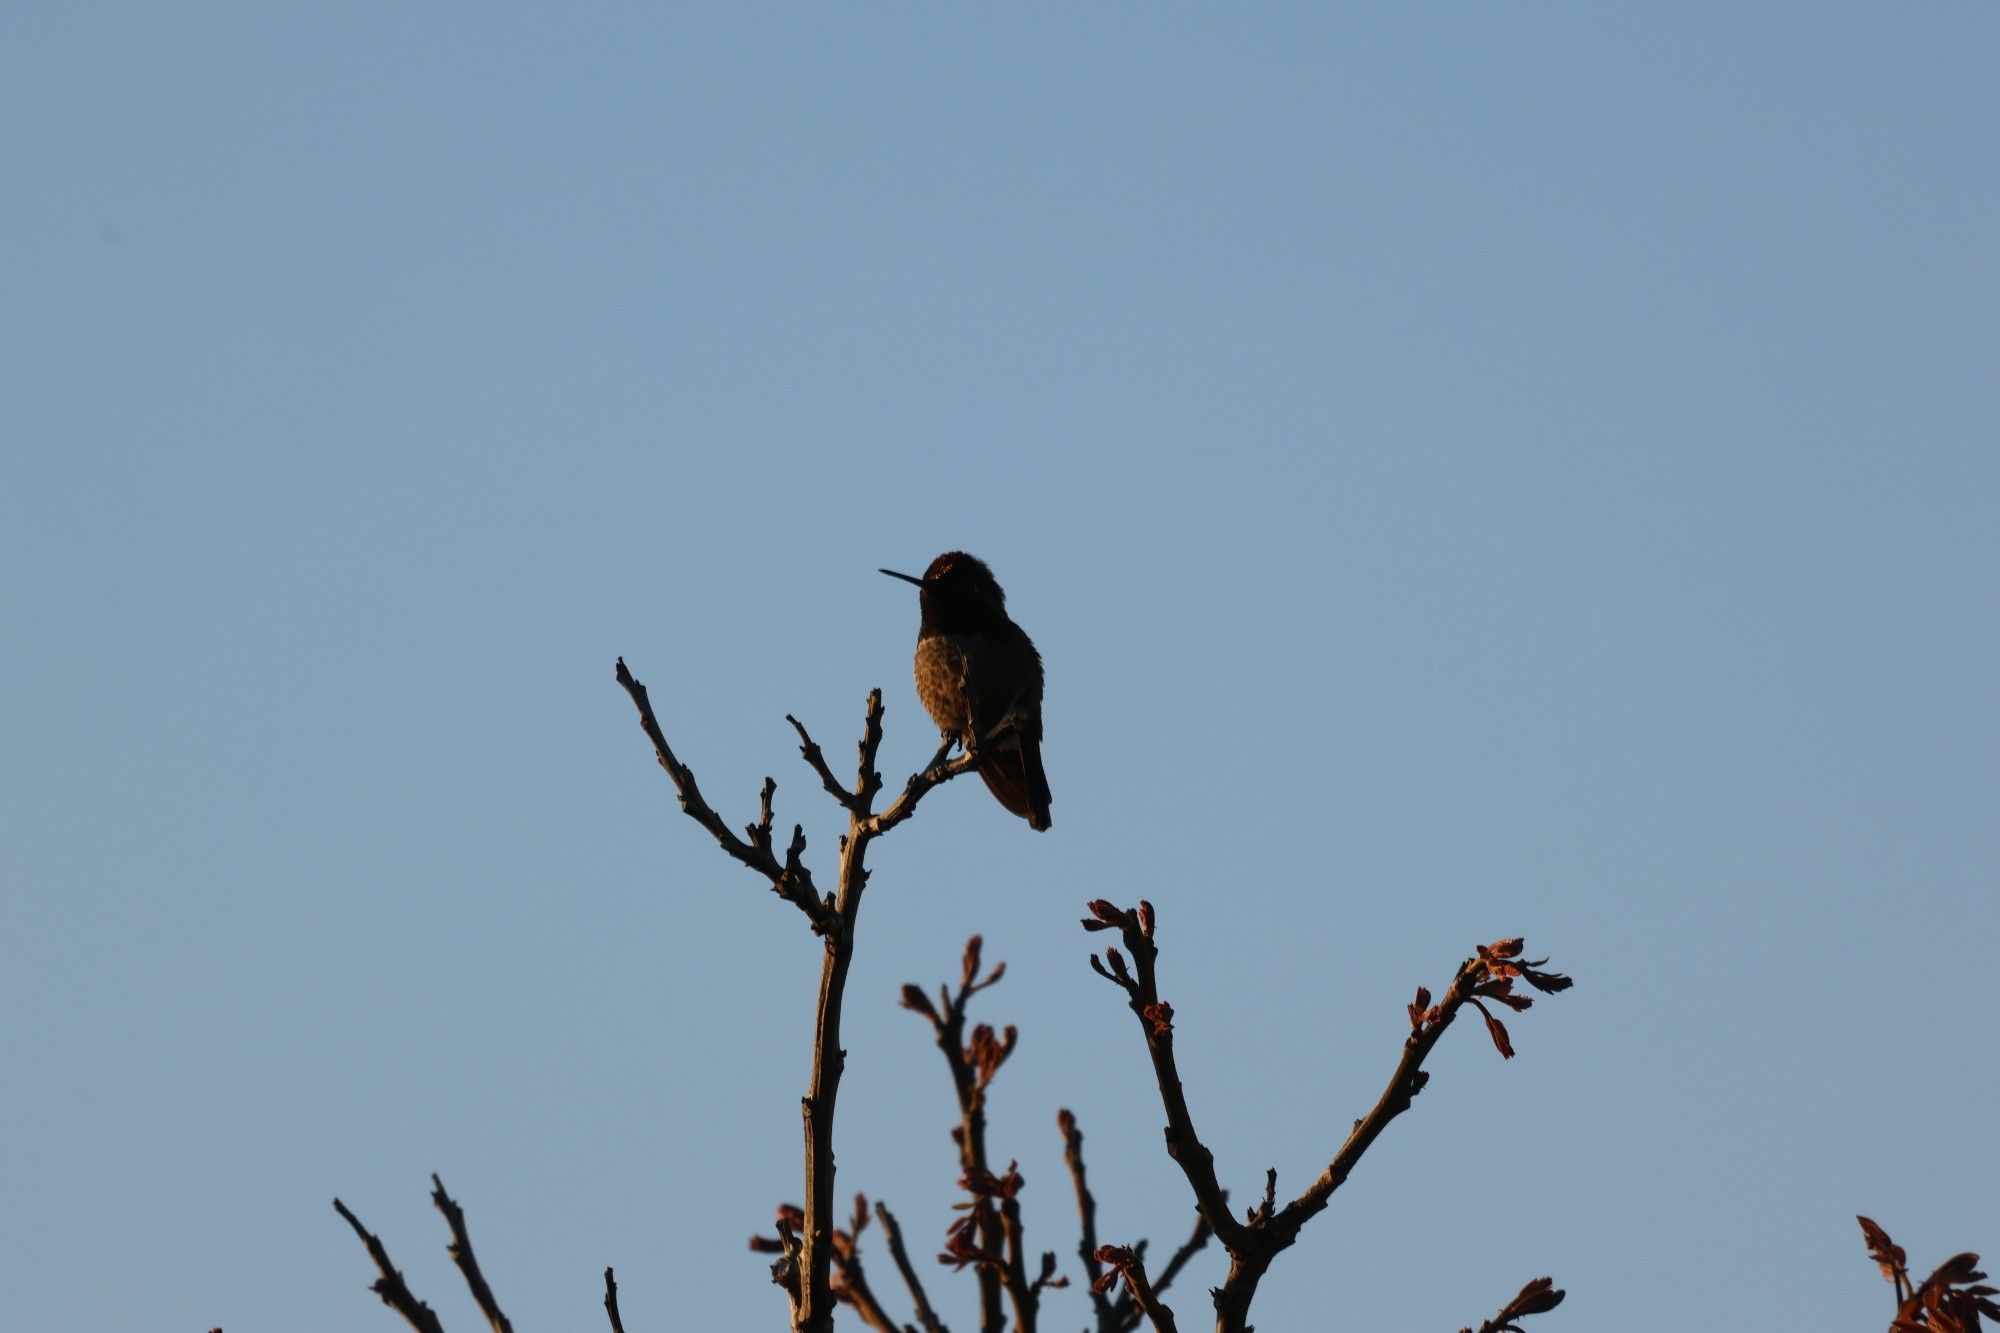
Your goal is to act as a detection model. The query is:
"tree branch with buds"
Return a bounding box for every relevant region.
[612,657,977,1333]
[1060,1107,1210,1333]
[1856,1216,1998,1331]
[1459,1276,1566,1333]
[331,653,1593,1333]
[896,935,1074,1333]
[1081,899,1573,1333]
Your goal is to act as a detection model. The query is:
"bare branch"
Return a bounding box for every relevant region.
[615,658,832,930]
[787,714,863,814]
[429,1176,511,1333]
[997,1188,1041,1333]
[851,687,889,809]
[602,1267,628,1333]
[332,1198,447,1333]
[788,692,975,1333]
[1061,1107,1210,1333]
[1144,1213,1212,1310]
[1058,1109,1114,1329]
[875,1202,949,1333]
[831,1199,905,1333]
[861,733,977,840]
[620,661,980,1331]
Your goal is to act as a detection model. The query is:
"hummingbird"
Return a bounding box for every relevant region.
[880,552,1051,831]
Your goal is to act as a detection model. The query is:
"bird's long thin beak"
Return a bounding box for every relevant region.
[879,568,924,587]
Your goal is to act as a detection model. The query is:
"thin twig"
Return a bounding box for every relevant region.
[332,1198,447,1333]
[1084,904,1571,1333]
[862,734,976,839]
[787,688,974,1333]
[615,658,833,930]
[619,661,976,1332]
[833,1235,905,1333]
[907,937,1031,1333]
[1058,1108,1113,1330]
[997,1193,1038,1333]
[1061,1107,1211,1333]
[1081,901,1244,1252]
[429,1175,512,1333]
[787,714,863,814]
[876,1202,948,1333]
[602,1267,628,1333]
[1144,1213,1211,1306]
[1281,941,1569,1231]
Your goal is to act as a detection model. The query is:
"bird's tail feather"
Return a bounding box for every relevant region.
[978,740,1052,832]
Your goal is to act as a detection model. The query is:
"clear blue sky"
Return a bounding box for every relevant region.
[4,6,1994,1331]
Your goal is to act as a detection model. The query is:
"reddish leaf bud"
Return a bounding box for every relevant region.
[1505,1276,1566,1316]
[1084,899,1130,930]
[900,983,939,1019]
[1474,1000,1515,1059]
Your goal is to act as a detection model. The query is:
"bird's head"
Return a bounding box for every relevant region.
[880,551,1007,630]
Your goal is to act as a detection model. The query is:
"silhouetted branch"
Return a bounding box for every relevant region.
[615,658,833,931]
[1281,939,1571,1230]
[1459,1276,1566,1333]
[428,1176,512,1333]
[1144,1213,1212,1319]
[1057,1108,1114,1330]
[830,1195,905,1333]
[1059,1108,1211,1333]
[1083,902,1573,1333]
[620,659,978,1333]
[333,1197,447,1333]
[904,936,1047,1332]
[866,734,976,838]
[1080,900,1244,1252]
[876,1202,949,1333]
[601,1267,629,1333]
[786,714,864,813]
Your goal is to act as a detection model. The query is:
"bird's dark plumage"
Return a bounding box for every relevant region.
[881,552,1051,831]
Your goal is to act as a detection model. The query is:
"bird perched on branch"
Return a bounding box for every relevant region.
[880,552,1051,831]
